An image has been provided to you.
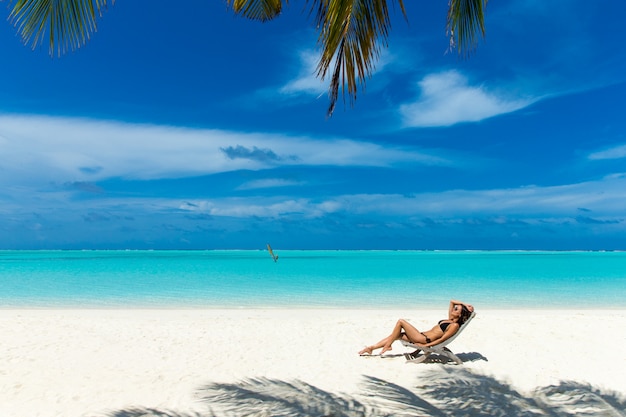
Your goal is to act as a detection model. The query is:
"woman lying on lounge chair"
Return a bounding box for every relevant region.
[358,300,474,356]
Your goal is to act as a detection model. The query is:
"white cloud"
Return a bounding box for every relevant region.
[170,174,626,219]
[178,198,316,218]
[279,50,327,96]
[400,70,534,127]
[236,178,304,190]
[0,113,446,185]
[4,173,625,238]
[3,111,623,224]
[588,144,626,160]
[329,176,626,217]
[279,48,393,97]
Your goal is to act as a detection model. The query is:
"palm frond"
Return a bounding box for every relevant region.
[312,0,406,117]
[226,0,285,22]
[7,0,111,56]
[446,0,487,56]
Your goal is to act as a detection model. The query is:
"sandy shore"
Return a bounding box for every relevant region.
[1,309,625,417]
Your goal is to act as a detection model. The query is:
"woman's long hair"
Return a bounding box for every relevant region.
[458,306,472,325]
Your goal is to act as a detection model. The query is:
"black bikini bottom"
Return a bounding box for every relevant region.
[421,332,431,343]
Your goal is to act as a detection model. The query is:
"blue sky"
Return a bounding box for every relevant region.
[1,0,625,250]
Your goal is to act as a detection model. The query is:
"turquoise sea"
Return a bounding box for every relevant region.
[1,250,625,309]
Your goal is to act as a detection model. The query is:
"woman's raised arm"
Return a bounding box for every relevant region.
[450,299,474,313]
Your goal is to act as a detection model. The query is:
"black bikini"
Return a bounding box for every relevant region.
[421,320,452,344]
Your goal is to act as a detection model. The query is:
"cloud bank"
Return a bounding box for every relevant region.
[0,113,443,185]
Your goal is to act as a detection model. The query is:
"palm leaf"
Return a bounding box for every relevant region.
[226,0,285,21]
[7,0,486,116]
[312,0,406,116]
[446,0,487,56]
[6,0,111,56]
[227,0,485,116]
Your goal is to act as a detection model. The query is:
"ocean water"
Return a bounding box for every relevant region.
[1,250,625,309]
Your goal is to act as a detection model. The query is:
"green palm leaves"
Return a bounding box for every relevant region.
[4,0,486,115]
[229,0,486,116]
[312,0,405,116]
[5,0,110,56]
[228,0,407,116]
[447,0,487,56]
[228,0,284,21]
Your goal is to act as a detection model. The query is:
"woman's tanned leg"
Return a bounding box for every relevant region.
[359,319,426,355]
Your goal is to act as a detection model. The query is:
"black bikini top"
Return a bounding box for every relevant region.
[438,320,451,332]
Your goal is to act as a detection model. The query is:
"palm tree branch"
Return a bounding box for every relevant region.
[446,0,487,56]
[313,0,405,116]
[226,0,285,22]
[7,0,110,56]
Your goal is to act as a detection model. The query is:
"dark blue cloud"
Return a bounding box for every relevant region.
[67,181,104,194]
[220,145,299,163]
[575,216,620,225]
[83,212,110,222]
[79,166,103,175]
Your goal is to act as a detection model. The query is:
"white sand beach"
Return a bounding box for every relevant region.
[1,309,625,417]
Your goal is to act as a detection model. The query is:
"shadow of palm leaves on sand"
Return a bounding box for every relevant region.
[363,368,626,417]
[453,352,488,363]
[104,407,205,417]
[104,369,626,417]
[196,377,375,417]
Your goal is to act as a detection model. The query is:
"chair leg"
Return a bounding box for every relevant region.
[406,352,430,364]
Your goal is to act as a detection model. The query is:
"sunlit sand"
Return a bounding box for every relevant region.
[1,309,624,416]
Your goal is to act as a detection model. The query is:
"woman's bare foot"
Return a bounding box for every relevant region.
[358,346,373,355]
[380,345,393,355]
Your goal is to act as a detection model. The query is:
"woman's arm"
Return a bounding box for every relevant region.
[450,299,474,313]
[448,300,456,317]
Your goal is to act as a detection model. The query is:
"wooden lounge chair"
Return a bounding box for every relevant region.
[401,311,476,365]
